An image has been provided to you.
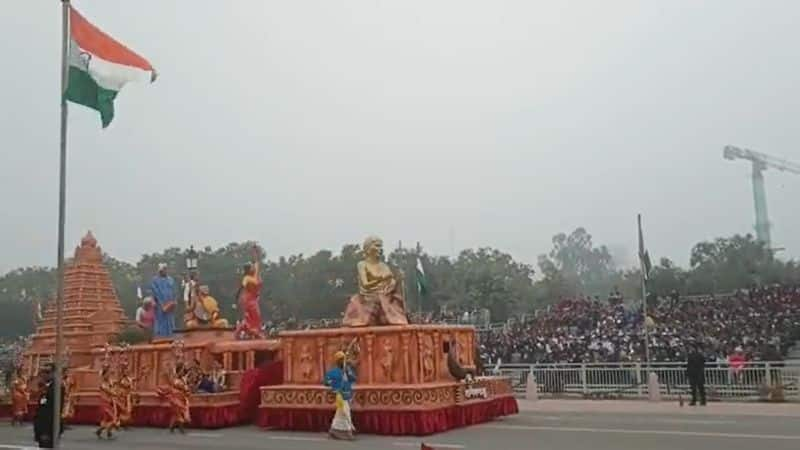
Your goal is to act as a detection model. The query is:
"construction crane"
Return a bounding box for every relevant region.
[723,145,800,249]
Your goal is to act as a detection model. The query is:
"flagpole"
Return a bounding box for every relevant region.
[53,0,70,447]
[415,242,422,314]
[638,214,652,368]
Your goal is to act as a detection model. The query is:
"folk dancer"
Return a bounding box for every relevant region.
[323,351,357,440]
[150,263,177,338]
[235,245,264,338]
[165,363,192,434]
[61,368,77,422]
[198,360,226,393]
[211,360,227,392]
[96,367,119,440]
[11,367,29,426]
[115,364,135,428]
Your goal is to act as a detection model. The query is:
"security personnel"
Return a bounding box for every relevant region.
[686,342,706,406]
[33,364,64,448]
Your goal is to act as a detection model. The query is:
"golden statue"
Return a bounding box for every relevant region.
[185,285,229,329]
[342,235,409,327]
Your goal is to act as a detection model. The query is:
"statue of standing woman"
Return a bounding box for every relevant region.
[342,236,408,327]
[236,245,264,338]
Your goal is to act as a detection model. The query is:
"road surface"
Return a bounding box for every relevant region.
[2,405,800,450]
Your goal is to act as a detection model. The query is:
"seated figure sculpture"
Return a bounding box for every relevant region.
[185,285,229,329]
[342,235,409,327]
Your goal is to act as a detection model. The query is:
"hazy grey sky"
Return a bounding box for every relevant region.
[2,1,799,274]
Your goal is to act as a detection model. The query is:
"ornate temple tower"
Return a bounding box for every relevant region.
[24,231,129,373]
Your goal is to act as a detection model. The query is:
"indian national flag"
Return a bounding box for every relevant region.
[66,7,156,128]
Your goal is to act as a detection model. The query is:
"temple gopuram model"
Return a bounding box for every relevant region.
[24,231,128,370]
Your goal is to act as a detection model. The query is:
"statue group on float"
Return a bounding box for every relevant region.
[139,236,409,338]
[140,244,263,340]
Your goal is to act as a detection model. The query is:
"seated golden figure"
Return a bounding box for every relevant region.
[342,235,409,327]
[185,285,229,329]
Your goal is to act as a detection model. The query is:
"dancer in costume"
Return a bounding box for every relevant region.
[11,367,29,426]
[61,368,76,422]
[115,365,135,428]
[323,351,357,440]
[165,363,191,433]
[210,360,227,392]
[237,245,264,338]
[150,263,177,338]
[96,368,119,440]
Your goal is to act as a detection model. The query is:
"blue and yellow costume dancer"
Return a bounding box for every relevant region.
[323,351,357,440]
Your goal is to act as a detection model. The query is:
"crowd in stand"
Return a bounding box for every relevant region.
[478,285,800,365]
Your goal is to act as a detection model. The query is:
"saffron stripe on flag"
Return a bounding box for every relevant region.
[70,7,154,71]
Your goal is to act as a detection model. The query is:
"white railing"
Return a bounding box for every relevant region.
[493,360,800,401]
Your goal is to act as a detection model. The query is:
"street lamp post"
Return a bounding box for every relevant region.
[186,246,199,275]
[184,246,200,314]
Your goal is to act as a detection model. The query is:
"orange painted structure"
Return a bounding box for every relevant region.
[23,231,127,373]
[257,325,517,434]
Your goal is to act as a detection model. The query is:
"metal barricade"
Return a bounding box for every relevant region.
[495,360,800,401]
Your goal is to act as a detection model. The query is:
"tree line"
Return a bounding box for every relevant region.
[1,229,798,338]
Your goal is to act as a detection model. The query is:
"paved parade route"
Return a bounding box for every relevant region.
[3,403,800,450]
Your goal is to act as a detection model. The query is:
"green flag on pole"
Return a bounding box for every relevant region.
[638,214,652,282]
[416,256,428,297]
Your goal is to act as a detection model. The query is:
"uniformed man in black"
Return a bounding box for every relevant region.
[33,364,64,448]
[686,342,706,406]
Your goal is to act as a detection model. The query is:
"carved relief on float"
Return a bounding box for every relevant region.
[277,325,477,387]
[260,384,463,411]
[378,337,394,382]
[136,352,154,389]
[159,349,176,382]
[298,344,314,381]
[364,333,375,384]
[419,334,435,382]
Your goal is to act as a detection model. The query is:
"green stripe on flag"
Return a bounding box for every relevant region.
[65,66,118,128]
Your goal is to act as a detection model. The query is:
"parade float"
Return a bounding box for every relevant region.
[256,235,517,435]
[257,324,517,435]
[13,232,516,435]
